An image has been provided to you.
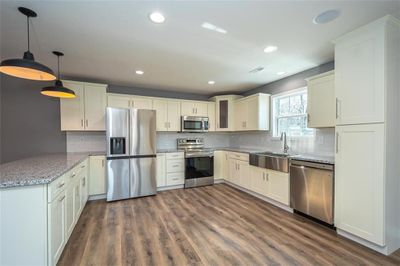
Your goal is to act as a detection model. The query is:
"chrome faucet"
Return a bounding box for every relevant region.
[280,132,289,154]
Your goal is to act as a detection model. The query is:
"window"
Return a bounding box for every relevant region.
[272,88,314,137]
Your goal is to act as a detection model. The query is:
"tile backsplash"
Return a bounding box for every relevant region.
[229,128,335,156]
[156,132,230,150]
[66,131,231,152]
[66,132,107,153]
[66,129,334,156]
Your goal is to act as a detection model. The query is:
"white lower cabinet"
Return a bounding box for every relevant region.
[48,191,66,266]
[65,183,75,238]
[0,156,106,265]
[335,123,385,246]
[221,151,289,206]
[156,153,166,187]
[250,166,268,196]
[157,152,185,188]
[267,170,289,205]
[89,156,106,196]
[249,166,289,205]
[166,173,185,186]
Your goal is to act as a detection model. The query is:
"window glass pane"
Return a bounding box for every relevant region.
[289,94,303,114]
[278,97,289,116]
[272,88,314,137]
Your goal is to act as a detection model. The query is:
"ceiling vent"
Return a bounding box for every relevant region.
[249,66,264,74]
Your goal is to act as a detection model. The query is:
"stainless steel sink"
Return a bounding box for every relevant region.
[249,152,290,173]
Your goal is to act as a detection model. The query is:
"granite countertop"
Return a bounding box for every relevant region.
[157,149,182,153]
[289,154,335,165]
[0,152,103,189]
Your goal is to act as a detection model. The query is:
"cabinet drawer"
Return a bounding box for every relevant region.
[166,159,184,173]
[166,172,185,186]
[48,174,67,203]
[166,152,184,160]
[228,152,249,162]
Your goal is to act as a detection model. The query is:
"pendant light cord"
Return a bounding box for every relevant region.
[27,15,30,51]
[57,55,60,80]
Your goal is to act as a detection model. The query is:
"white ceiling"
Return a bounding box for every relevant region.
[1,1,400,95]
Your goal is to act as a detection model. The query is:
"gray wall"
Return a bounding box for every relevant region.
[108,84,209,101]
[0,75,67,163]
[242,61,334,96]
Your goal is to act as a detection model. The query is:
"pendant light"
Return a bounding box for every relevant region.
[0,7,56,81]
[41,51,75,98]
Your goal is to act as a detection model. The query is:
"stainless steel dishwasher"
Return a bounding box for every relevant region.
[290,160,334,225]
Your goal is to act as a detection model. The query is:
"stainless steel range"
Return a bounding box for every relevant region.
[177,138,214,188]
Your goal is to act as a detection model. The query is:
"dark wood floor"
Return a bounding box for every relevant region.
[58,184,400,266]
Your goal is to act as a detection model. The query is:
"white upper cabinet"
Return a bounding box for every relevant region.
[181,101,208,117]
[107,94,130,108]
[234,94,270,131]
[207,102,216,131]
[84,85,107,130]
[210,95,243,131]
[107,94,153,110]
[152,99,181,131]
[131,97,153,110]
[306,71,335,128]
[60,81,107,131]
[60,82,85,130]
[334,20,385,125]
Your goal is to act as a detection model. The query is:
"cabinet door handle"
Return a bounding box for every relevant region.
[59,195,66,202]
[336,132,339,153]
[70,173,76,178]
[85,119,89,127]
[102,159,105,167]
[81,119,84,127]
[58,182,65,188]
[82,177,86,186]
[307,114,310,123]
[266,173,269,181]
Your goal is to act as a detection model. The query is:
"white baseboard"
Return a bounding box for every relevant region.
[88,194,106,201]
[157,184,184,191]
[336,229,389,255]
[221,180,293,213]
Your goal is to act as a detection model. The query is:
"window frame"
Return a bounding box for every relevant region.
[271,87,314,138]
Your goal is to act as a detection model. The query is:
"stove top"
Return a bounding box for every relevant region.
[177,138,214,158]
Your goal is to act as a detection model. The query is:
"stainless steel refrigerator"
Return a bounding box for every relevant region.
[106,107,157,201]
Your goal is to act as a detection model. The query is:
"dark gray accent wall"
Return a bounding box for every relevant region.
[0,75,66,163]
[242,61,334,96]
[108,84,209,100]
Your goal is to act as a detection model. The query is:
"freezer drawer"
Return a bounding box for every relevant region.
[290,162,334,224]
[107,158,130,201]
[130,157,157,197]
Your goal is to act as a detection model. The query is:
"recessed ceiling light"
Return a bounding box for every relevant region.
[264,46,278,53]
[201,22,227,34]
[313,10,340,24]
[135,70,144,75]
[277,71,286,75]
[149,12,165,23]
[208,81,215,85]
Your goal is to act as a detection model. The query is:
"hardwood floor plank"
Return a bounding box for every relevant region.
[58,184,400,266]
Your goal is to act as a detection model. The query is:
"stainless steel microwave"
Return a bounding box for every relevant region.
[181,116,209,132]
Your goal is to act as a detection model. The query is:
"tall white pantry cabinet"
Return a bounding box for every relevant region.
[334,16,400,255]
